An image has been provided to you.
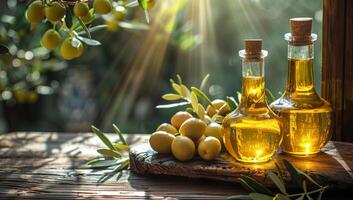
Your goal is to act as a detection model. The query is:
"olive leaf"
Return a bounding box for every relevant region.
[156,101,190,109]
[113,124,128,145]
[76,35,101,46]
[191,87,213,106]
[65,7,73,29]
[239,178,256,193]
[77,16,91,38]
[197,103,205,120]
[114,143,129,151]
[240,175,275,196]
[86,159,121,169]
[162,93,182,101]
[180,84,190,97]
[237,91,242,103]
[176,74,183,84]
[283,159,303,187]
[85,158,106,166]
[227,96,238,111]
[190,91,198,111]
[97,148,123,158]
[267,171,287,195]
[91,126,116,151]
[172,83,182,94]
[118,21,149,30]
[199,73,210,91]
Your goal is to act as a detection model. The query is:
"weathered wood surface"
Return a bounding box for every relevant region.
[0,132,245,199]
[130,142,353,190]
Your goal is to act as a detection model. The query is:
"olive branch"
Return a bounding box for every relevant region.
[228,159,327,200]
[157,74,238,123]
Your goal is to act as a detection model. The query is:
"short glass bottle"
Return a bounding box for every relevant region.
[223,39,282,163]
[270,18,332,156]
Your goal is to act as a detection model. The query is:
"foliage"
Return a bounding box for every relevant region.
[228,159,328,200]
[157,74,237,124]
[86,124,129,183]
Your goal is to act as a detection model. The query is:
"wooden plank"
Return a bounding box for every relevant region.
[0,132,244,199]
[322,0,346,141]
[343,0,353,141]
[130,142,353,190]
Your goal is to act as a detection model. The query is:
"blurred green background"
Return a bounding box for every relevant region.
[0,0,322,133]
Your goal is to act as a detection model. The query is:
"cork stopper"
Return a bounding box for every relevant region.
[289,17,312,45]
[244,39,262,56]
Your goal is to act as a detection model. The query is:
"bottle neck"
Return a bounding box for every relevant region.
[285,44,316,95]
[239,60,267,111]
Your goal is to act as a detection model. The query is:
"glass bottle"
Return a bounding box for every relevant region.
[270,18,332,156]
[223,39,282,163]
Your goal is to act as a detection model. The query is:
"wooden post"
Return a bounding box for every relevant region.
[322,0,353,141]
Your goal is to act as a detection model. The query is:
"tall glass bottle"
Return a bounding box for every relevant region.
[270,18,332,156]
[223,39,282,163]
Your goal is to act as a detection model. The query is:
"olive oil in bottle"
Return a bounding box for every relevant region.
[223,39,282,163]
[270,18,332,156]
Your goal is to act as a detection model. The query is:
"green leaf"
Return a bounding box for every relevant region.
[113,124,128,145]
[114,143,129,151]
[0,44,9,54]
[87,159,121,169]
[112,159,129,172]
[191,87,213,106]
[200,74,210,91]
[240,175,275,196]
[267,170,287,194]
[227,195,251,200]
[162,94,182,101]
[248,193,273,200]
[176,74,182,84]
[239,178,256,193]
[180,84,190,97]
[172,83,182,94]
[91,126,116,151]
[97,148,123,158]
[190,91,198,111]
[85,158,106,166]
[77,25,106,35]
[227,96,238,111]
[118,21,149,30]
[156,101,190,109]
[197,103,205,120]
[237,91,242,103]
[77,36,101,46]
[283,159,303,187]
[77,16,91,38]
[65,8,73,29]
[274,161,284,183]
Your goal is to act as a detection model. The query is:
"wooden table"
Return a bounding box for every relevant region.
[0,132,351,199]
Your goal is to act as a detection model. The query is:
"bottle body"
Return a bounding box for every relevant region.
[271,37,332,156]
[223,77,282,163]
[223,46,282,163]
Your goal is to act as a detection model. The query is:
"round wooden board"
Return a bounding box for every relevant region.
[129,141,353,190]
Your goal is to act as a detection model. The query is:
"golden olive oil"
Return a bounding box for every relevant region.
[271,58,332,156]
[223,76,282,163]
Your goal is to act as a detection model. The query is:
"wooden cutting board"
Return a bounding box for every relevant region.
[129,141,353,190]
